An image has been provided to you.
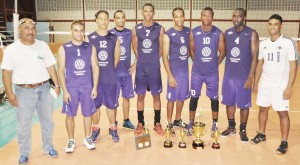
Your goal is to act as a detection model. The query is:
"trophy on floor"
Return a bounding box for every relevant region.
[178,124,187,148]
[163,123,173,148]
[211,123,221,149]
[135,122,151,150]
[192,112,206,149]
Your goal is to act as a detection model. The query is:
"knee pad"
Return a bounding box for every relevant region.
[211,99,219,112]
[189,97,199,111]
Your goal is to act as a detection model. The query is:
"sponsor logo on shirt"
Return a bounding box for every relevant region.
[65,44,72,47]
[90,35,97,39]
[227,31,233,35]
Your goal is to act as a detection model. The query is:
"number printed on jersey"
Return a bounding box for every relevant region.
[180,37,185,43]
[203,37,210,44]
[119,37,123,43]
[100,41,107,48]
[235,37,239,44]
[146,30,150,36]
[77,49,81,56]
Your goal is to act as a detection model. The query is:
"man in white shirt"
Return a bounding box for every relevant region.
[1,18,60,164]
[251,14,298,155]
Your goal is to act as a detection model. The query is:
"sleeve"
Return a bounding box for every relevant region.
[42,41,57,67]
[1,46,14,70]
[258,41,264,60]
[287,39,298,61]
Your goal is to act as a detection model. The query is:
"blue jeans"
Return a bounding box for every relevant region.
[15,82,54,156]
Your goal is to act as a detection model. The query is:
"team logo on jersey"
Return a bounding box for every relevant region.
[227,31,233,35]
[142,39,152,48]
[196,32,201,35]
[65,44,72,47]
[137,26,143,29]
[98,51,108,61]
[120,46,126,56]
[180,46,187,55]
[74,59,85,70]
[171,33,176,36]
[90,35,97,39]
[231,47,240,57]
[110,31,115,34]
[202,47,211,57]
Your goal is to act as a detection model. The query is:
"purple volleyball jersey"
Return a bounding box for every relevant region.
[88,31,118,84]
[135,22,161,69]
[165,26,190,74]
[63,41,93,89]
[109,28,132,77]
[224,26,253,80]
[191,25,221,76]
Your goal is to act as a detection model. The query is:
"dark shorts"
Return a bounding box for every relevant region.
[134,68,162,95]
[94,83,119,109]
[117,76,134,99]
[221,78,252,109]
[62,87,96,117]
[166,73,190,102]
[190,72,219,100]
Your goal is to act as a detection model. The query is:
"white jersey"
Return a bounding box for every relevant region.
[1,39,56,84]
[258,35,298,88]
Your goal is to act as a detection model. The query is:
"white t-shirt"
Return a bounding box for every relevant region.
[258,35,298,88]
[1,39,56,84]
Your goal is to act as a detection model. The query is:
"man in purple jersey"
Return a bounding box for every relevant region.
[87,10,121,142]
[109,10,136,130]
[132,3,165,136]
[58,21,99,153]
[221,8,259,143]
[162,7,190,135]
[187,7,225,136]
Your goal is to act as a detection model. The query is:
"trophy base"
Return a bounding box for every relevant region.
[212,142,220,149]
[164,141,173,148]
[178,142,186,148]
[192,141,204,149]
[135,134,151,150]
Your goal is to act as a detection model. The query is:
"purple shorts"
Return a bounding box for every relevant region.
[190,72,219,100]
[62,87,96,117]
[221,78,252,109]
[117,76,134,99]
[166,73,190,102]
[134,68,162,95]
[94,83,119,109]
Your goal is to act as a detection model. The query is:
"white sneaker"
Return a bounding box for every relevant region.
[65,139,76,153]
[83,137,95,150]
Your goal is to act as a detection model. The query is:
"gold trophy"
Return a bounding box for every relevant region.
[135,122,151,150]
[178,124,187,148]
[163,124,173,148]
[211,124,221,149]
[192,113,206,149]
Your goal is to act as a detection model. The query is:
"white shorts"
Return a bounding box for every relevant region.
[256,86,289,111]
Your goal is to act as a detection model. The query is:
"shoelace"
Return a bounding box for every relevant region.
[86,138,93,145]
[67,141,75,148]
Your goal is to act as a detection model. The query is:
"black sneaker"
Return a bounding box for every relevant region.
[239,130,249,143]
[251,133,266,144]
[173,119,188,129]
[221,127,236,137]
[276,141,288,155]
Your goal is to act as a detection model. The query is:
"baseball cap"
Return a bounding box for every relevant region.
[18,18,36,27]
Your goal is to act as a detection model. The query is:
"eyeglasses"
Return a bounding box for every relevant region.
[18,19,36,26]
